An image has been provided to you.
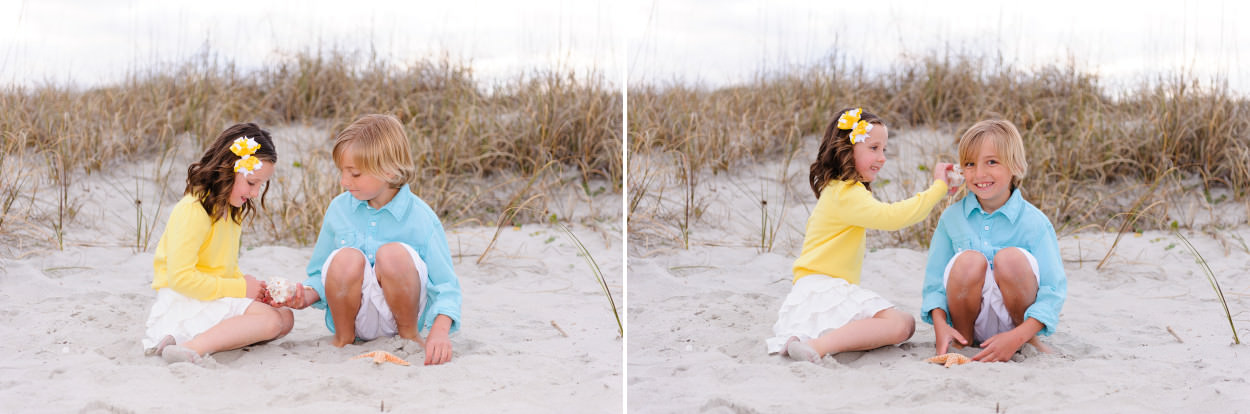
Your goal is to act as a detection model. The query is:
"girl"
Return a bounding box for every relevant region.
[142,123,294,364]
[766,107,954,363]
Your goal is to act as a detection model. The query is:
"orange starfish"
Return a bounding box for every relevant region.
[352,351,410,366]
[927,353,971,367]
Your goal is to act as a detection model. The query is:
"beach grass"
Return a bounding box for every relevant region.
[627,51,1250,248]
[0,48,621,250]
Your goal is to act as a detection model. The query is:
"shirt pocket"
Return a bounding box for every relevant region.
[335,231,361,250]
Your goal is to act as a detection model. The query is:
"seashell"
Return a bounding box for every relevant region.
[266,277,296,304]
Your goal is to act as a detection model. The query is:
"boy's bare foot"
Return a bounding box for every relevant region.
[330,337,354,347]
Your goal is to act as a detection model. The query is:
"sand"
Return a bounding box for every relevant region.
[627,130,1250,412]
[0,125,623,413]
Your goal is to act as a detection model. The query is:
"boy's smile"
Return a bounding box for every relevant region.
[963,138,1013,213]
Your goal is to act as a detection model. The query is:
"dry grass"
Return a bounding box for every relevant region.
[628,51,1250,247]
[0,48,620,251]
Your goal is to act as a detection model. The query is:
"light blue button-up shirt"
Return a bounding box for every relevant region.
[921,189,1066,336]
[305,184,462,334]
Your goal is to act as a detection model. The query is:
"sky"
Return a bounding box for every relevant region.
[1,0,1246,94]
[0,0,619,88]
[629,0,1250,93]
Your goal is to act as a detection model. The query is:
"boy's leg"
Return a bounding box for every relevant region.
[991,247,1038,326]
[992,247,1052,353]
[182,303,293,355]
[807,308,915,356]
[946,250,988,346]
[325,248,366,347]
[374,242,423,343]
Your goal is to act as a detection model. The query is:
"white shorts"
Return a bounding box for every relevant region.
[942,248,1040,343]
[322,244,429,341]
[142,288,256,350]
[766,275,895,354]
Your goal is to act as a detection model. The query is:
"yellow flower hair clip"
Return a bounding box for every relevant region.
[230,137,264,176]
[836,108,873,144]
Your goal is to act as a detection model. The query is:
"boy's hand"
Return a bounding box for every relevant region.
[973,326,1030,362]
[424,315,454,365]
[933,319,968,355]
[283,285,319,309]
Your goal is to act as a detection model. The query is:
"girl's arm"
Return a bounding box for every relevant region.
[163,201,248,300]
[838,177,949,231]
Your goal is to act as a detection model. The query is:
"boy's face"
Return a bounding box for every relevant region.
[229,161,275,208]
[963,138,1013,212]
[852,124,888,183]
[337,147,390,205]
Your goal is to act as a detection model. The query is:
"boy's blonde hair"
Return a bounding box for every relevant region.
[332,114,415,188]
[957,119,1028,190]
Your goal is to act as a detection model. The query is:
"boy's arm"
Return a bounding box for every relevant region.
[302,212,336,311]
[1023,219,1067,336]
[921,212,956,326]
[420,223,462,333]
[840,180,949,231]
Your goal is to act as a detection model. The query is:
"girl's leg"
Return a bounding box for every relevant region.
[325,248,366,347]
[182,303,294,355]
[806,308,915,356]
[374,243,423,343]
[946,250,988,345]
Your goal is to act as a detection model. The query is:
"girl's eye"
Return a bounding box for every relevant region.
[964,163,974,168]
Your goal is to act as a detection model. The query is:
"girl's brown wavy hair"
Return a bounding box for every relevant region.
[808,107,885,198]
[184,123,277,224]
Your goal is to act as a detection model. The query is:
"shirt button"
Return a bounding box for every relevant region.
[984,225,990,230]
[371,222,377,226]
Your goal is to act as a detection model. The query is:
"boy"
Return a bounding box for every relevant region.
[921,119,1066,362]
[286,114,462,365]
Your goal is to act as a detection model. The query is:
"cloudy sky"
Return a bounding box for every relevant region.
[1,0,1246,93]
[0,0,619,88]
[629,0,1249,92]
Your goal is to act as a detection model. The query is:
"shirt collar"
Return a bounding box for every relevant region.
[350,184,413,220]
[961,187,1025,224]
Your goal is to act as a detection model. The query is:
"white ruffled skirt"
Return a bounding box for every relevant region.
[765,275,894,353]
[142,288,255,350]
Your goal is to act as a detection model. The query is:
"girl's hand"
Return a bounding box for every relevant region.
[932,162,959,195]
[244,274,263,300]
[933,319,968,355]
[932,162,954,183]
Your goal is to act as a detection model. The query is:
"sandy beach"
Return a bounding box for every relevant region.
[627,130,1250,413]
[0,126,624,413]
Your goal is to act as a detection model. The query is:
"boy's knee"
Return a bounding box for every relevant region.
[327,248,365,285]
[949,250,988,284]
[993,248,1036,285]
[375,243,415,274]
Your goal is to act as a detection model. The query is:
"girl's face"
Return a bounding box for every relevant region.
[962,138,1014,212]
[337,147,391,205]
[228,161,275,207]
[852,124,888,183]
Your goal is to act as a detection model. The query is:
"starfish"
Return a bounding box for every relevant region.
[352,350,411,366]
[927,353,971,367]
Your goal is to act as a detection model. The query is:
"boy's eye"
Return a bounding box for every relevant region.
[987,160,998,165]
